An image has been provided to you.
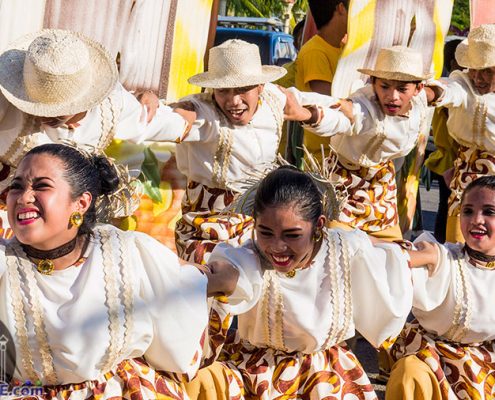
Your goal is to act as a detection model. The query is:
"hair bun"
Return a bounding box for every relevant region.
[92,155,120,196]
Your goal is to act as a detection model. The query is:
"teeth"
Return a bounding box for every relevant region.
[18,212,39,220]
[273,255,290,263]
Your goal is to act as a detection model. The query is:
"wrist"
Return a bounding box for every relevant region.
[301,105,323,127]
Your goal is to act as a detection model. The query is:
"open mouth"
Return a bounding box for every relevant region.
[17,211,41,225]
[469,228,487,240]
[227,109,247,121]
[270,253,294,269]
[384,104,400,114]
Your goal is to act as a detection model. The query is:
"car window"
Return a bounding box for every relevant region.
[273,37,297,66]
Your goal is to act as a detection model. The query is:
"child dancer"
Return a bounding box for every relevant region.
[387,175,495,399]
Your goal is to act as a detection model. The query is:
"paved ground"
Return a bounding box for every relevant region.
[355,181,440,399]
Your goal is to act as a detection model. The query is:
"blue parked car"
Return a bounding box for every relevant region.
[215,16,297,66]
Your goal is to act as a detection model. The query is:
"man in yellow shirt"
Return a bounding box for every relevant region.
[295,0,348,161]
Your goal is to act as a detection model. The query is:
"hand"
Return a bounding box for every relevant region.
[171,101,197,128]
[205,260,240,297]
[410,241,439,275]
[136,90,160,123]
[331,99,354,124]
[278,86,312,122]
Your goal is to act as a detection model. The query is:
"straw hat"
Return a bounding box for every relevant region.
[0,29,118,117]
[188,39,286,88]
[455,24,495,70]
[358,46,432,81]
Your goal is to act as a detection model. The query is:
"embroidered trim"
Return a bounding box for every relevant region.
[445,254,471,341]
[260,271,273,346]
[7,243,58,384]
[97,92,120,150]
[6,246,39,382]
[20,247,58,384]
[361,120,387,165]
[336,232,353,345]
[116,229,134,359]
[322,232,340,350]
[271,271,287,351]
[98,229,123,372]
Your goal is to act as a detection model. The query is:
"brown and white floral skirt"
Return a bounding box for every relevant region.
[218,338,378,399]
[329,154,398,233]
[389,320,495,399]
[175,181,254,264]
[19,357,185,399]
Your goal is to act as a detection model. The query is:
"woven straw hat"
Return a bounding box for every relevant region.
[0,29,118,117]
[188,39,286,88]
[455,24,495,69]
[358,46,432,81]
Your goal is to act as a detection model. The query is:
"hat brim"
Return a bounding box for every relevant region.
[188,65,287,88]
[357,68,432,82]
[455,38,495,69]
[0,29,118,117]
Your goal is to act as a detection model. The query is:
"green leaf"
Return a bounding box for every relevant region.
[142,180,163,203]
[139,147,163,202]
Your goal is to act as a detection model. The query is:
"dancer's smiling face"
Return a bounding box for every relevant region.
[213,84,264,125]
[254,203,325,274]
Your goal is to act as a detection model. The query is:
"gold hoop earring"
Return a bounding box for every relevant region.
[313,229,322,242]
[69,211,83,228]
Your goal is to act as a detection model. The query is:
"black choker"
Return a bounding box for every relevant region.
[21,236,78,275]
[464,245,495,269]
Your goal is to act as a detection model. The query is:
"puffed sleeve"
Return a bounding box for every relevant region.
[410,232,452,311]
[209,242,264,315]
[133,231,209,377]
[286,86,352,136]
[346,230,413,348]
[433,71,469,109]
[112,82,190,143]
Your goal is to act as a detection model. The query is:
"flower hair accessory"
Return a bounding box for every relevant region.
[59,140,141,221]
[226,146,347,222]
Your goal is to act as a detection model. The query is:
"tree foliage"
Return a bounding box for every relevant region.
[225,0,307,19]
[450,0,470,35]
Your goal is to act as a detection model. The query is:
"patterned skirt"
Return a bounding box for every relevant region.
[17,357,186,399]
[448,145,495,217]
[389,320,495,399]
[219,339,378,399]
[175,181,254,264]
[329,155,398,233]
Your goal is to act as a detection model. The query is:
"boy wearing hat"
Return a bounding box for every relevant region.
[308,45,440,240]
[423,24,495,243]
[171,39,351,265]
[0,29,191,192]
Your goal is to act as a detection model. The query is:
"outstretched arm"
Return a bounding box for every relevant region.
[407,240,439,276]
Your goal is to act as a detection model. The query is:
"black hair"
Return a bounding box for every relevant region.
[23,143,120,236]
[308,0,349,30]
[292,18,306,51]
[253,166,323,228]
[461,175,495,204]
[444,39,462,74]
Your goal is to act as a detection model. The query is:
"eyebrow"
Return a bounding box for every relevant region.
[257,224,303,232]
[12,176,55,183]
